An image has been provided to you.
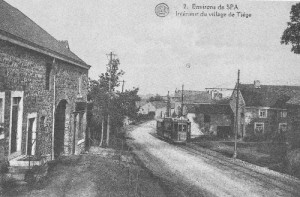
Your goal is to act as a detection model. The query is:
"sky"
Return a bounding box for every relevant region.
[5,0,300,95]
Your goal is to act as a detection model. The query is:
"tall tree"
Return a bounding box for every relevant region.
[88,58,124,146]
[281,3,300,54]
[88,58,140,147]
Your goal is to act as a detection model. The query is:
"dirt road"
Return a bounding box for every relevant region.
[127,121,300,197]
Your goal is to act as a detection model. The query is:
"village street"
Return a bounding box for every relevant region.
[127,121,300,197]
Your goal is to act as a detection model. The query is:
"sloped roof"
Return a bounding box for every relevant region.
[211,97,231,105]
[136,100,148,107]
[173,90,212,104]
[239,84,300,108]
[186,103,233,114]
[286,92,300,105]
[151,101,167,109]
[0,0,89,69]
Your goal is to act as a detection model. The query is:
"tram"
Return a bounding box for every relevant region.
[156,117,191,143]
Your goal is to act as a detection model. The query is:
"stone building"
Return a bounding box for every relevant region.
[137,100,174,119]
[0,0,90,163]
[186,101,234,137]
[173,89,233,137]
[230,80,300,140]
[172,90,212,116]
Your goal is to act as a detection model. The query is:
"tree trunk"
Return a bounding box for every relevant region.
[99,117,104,147]
[106,114,110,146]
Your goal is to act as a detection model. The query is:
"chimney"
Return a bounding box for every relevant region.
[59,40,70,50]
[254,80,261,88]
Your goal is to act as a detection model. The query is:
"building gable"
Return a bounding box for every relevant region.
[0,0,90,69]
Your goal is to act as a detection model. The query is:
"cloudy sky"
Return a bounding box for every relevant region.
[5,0,300,95]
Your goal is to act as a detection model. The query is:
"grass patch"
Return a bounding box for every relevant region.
[193,140,288,173]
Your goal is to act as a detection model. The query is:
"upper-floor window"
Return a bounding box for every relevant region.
[45,63,52,90]
[259,109,267,118]
[280,111,287,118]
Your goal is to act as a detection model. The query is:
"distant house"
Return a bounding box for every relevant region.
[152,101,175,119]
[172,90,212,115]
[230,80,300,140]
[137,101,155,115]
[0,0,90,163]
[186,99,233,137]
[173,89,233,136]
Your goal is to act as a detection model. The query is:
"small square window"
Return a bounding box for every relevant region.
[259,109,267,118]
[280,111,287,118]
[13,97,21,105]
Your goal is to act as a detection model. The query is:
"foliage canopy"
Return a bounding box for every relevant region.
[281,3,300,54]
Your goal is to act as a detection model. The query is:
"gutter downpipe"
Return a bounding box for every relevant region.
[51,58,56,160]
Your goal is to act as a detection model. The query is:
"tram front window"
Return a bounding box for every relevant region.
[179,124,182,132]
[183,125,187,132]
[164,122,172,131]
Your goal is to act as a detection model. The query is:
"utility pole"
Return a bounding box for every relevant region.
[205,69,241,158]
[167,91,170,117]
[106,52,116,147]
[181,84,184,117]
[51,58,56,160]
[122,80,125,93]
[233,69,240,159]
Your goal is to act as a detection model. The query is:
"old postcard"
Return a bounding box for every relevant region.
[0,0,300,196]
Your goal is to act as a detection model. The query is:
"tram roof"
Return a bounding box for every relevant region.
[157,117,190,123]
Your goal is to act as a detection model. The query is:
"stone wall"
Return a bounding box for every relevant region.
[0,40,89,159]
[244,108,287,138]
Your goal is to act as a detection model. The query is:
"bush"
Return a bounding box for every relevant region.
[286,131,300,150]
[271,132,286,143]
[286,148,300,178]
[0,160,9,174]
[137,112,155,122]
[0,175,17,193]
[243,132,270,142]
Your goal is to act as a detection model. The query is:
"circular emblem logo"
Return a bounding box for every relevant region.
[155,3,169,17]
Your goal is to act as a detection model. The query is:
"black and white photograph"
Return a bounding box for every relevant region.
[0,0,300,196]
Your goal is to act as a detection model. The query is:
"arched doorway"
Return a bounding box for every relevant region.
[54,100,67,159]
